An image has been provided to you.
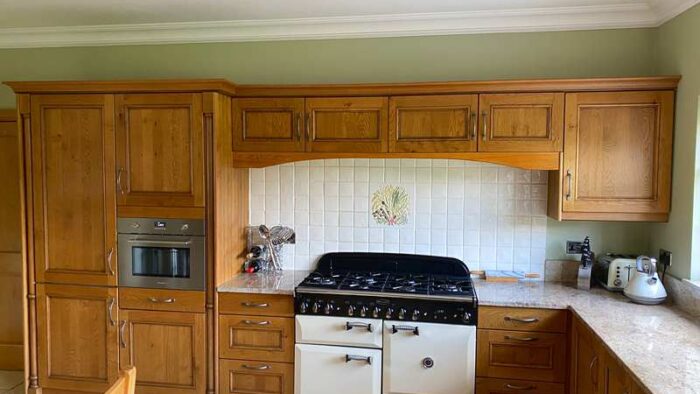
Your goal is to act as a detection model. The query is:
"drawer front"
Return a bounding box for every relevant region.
[120,288,205,313]
[296,315,383,349]
[219,293,294,317]
[220,315,294,362]
[219,359,293,394]
[478,307,568,333]
[476,377,565,394]
[477,329,567,383]
[295,344,382,394]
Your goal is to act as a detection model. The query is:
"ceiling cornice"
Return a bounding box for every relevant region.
[0,1,696,49]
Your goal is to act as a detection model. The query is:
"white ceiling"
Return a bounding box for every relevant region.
[0,0,697,48]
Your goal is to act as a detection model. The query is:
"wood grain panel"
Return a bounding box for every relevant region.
[116,93,205,208]
[218,293,294,317]
[30,94,117,286]
[389,95,478,153]
[232,98,305,152]
[219,315,294,363]
[119,288,205,313]
[120,309,206,394]
[476,377,565,394]
[477,329,567,383]
[37,284,119,392]
[478,307,568,333]
[0,253,22,370]
[306,97,388,153]
[219,359,293,394]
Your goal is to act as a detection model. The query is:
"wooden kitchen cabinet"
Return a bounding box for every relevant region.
[305,97,388,153]
[219,359,293,394]
[219,315,294,363]
[233,98,305,152]
[36,284,119,392]
[29,94,118,286]
[388,94,478,153]
[570,316,603,394]
[478,93,564,152]
[119,309,206,394]
[475,377,565,394]
[550,90,674,222]
[115,93,205,212]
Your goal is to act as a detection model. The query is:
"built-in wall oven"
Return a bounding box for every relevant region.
[118,218,206,290]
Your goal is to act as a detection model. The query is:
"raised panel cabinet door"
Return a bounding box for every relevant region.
[232,98,305,152]
[116,93,205,208]
[570,319,602,394]
[602,354,634,394]
[36,284,119,392]
[219,359,293,394]
[479,93,564,152]
[389,95,478,153]
[30,94,117,286]
[119,309,206,394]
[305,97,388,153]
[562,91,674,221]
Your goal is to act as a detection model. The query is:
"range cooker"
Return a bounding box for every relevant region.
[294,252,478,394]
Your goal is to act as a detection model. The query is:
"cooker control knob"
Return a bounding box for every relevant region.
[398,308,406,320]
[385,308,394,319]
[299,302,308,314]
[311,302,320,314]
[324,303,332,315]
[462,312,472,322]
[347,305,355,316]
[412,309,420,321]
[372,306,381,318]
[613,279,622,286]
[360,306,367,317]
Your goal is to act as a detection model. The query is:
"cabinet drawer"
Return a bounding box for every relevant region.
[120,288,205,313]
[477,329,567,383]
[476,377,565,394]
[219,293,294,317]
[478,307,568,333]
[219,315,294,362]
[219,359,293,394]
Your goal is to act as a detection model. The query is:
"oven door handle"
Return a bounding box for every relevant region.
[391,324,420,336]
[346,321,373,332]
[127,238,193,246]
[345,354,372,365]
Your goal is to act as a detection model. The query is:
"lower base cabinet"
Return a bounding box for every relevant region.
[120,309,206,394]
[219,359,293,394]
[475,377,565,394]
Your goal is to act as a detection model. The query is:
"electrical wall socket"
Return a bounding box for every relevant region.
[659,249,672,267]
[566,241,583,254]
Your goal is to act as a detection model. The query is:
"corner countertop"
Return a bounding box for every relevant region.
[217,272,700,394]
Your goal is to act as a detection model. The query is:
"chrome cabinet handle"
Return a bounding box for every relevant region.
[345,354,372,365]
[305,114,311,141]
[119,320,127,348]
[471,112,477,140]
[148,297,175,304]
[481,111,488,141]
[589,355,599,388]
[391,324,419,336]
[116,167,126,195]
[504,383,535,391]
[296,113,302,141]
[107,297,115,326]
[566,169,573,201]
[242,364,270,371]
[504,316,539,324]
[504,335,538,342]
[241,302,269,308]
[243,320,270,325]
[106,247,115,276]
[346,321,373,332]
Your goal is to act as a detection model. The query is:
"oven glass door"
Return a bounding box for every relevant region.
[132,245,191,278]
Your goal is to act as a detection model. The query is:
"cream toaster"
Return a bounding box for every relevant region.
[594,254,638,291]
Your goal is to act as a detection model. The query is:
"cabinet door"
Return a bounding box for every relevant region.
[602,354,633,394]
[479,93,564,152]
[389,95,478,153]
[219,359,293,394]
[306,97,388,153]
[30,94,117,286]
[571,319,602,394]
[116,93,205,209]
[36,284,119,392]
[219,315,294,363]
[120,309,206,394]
[475,377,565,394]
[561,91,674,221]
[233,98,305,152]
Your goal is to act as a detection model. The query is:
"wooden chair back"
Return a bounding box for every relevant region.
[104,367,136,394]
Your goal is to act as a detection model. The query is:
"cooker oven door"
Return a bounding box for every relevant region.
[383,321,476,394]
[295,344,382,394]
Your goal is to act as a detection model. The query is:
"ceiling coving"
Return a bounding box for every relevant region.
[0,0,697,48]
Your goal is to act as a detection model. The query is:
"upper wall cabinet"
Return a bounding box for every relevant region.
[550,90,674,221]
[389,95,478,153]
[478,93,564,152]
[115,93,205,210]
[30,94,118,286]
[233,98,305,153]
[306,97,388,153]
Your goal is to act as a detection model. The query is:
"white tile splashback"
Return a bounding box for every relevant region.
[250,159,547,274]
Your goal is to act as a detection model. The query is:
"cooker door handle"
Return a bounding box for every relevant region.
[345,354,372,365]
[345,321,373,332]
[391,324,419,336]
[128,239,193,246]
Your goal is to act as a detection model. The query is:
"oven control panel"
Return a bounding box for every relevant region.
[294,293,477,326]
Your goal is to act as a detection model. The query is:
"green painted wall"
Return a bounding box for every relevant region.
[652,4,700,280]
[0,27,663,267]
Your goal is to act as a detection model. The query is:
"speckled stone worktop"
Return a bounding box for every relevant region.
[218,273,699,394]
[475,280,700,394]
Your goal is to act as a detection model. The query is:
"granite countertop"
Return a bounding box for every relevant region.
[217,272,699,394]
[217,270,309,295]
[475,280,700,394]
